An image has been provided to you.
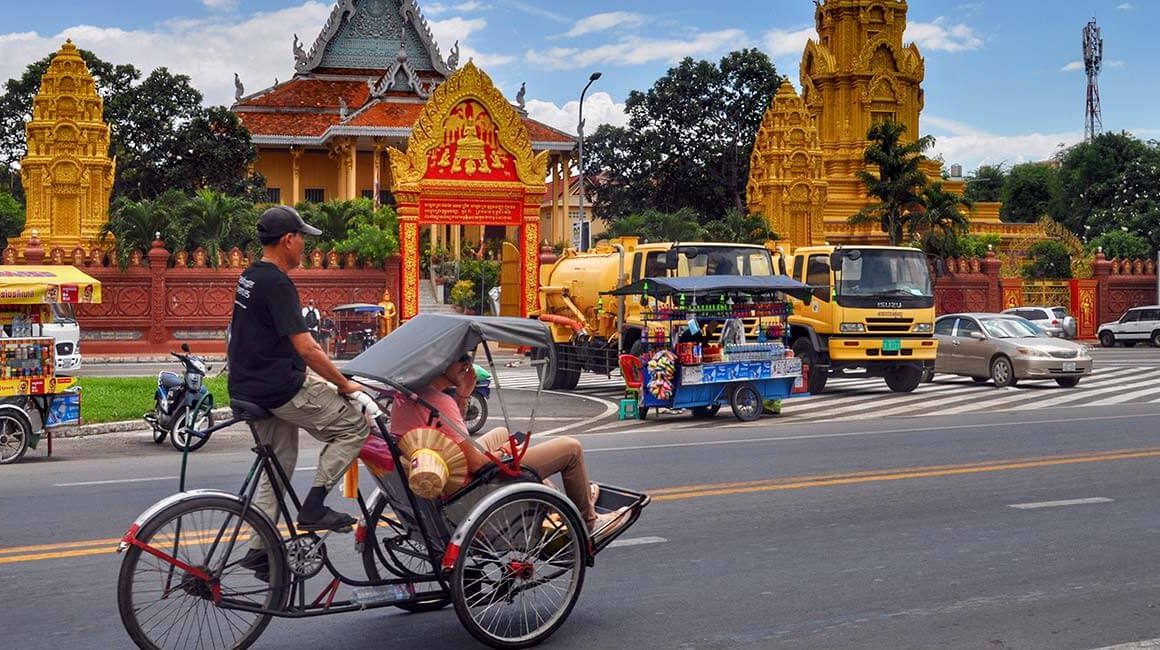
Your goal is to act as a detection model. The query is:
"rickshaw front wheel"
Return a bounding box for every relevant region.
[450,490,586,648]
[0,410,31,464]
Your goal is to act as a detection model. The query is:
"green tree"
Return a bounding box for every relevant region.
[332,203,400,266]
[1000,162,1060,223]
[1022,240,1072,279]
[101,191,186,267]
[849,121,935,245]
[964,164,1005,203]
[702,208,778,244]
[603,208,707,243]
[182,189,254,267]
[0,49,258,201]
[955,233,1002,258]
[0,191,25,251]
[1087,154,1160,251]
[585,49,781,224]
[1087,229,1152,260]
[909,182,971,256]
[1057,132,1160,236]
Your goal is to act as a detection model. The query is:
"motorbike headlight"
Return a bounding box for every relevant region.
[840,322,866,333]
[912,323,933,333]
[187,374,203,390]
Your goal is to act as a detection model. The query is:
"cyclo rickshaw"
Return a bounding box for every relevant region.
[115,313,649,649]
[331,302,384,359]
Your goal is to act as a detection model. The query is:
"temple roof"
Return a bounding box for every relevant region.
[295,0,450,79]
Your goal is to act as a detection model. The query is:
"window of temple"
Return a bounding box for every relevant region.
[361,189,373,199]
[380,190,396,206]
[305,188,325,203]
[871,111,896,126]
[266,188,281,204]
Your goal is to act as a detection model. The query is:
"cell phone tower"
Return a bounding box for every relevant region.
[1083,17,1103,142]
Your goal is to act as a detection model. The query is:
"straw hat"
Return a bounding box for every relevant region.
[397,427,471,499]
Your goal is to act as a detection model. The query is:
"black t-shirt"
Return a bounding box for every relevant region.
[228,261,308,408]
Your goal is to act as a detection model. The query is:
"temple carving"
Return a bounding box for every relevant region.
[13,40,115,256]
[749,0,1040,248]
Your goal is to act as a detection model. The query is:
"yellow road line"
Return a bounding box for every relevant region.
[4,447,1159,566]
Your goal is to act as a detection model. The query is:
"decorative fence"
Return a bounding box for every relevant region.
[4,236,400,354]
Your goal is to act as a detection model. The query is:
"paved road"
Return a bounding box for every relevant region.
[5,351,1160,648]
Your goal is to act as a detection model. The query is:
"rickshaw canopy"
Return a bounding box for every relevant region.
[331,303,384,314]
[604,274,812,302]
[343,313,552,392]
[0,265,102,304]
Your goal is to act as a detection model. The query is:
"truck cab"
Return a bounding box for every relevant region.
[42,303,82,374]
[780,245,937,393]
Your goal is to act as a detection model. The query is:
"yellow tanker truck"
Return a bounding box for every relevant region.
[532,238,777,389]
[774,244,938,394]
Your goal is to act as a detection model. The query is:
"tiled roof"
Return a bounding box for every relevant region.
[524,119,575,145]
[345,102,424,127]
[237,111,340,138]
[239,78,370,109]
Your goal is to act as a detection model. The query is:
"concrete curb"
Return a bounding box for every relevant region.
[54,407,234,439]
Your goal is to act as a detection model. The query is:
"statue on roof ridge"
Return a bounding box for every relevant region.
[447,40,460,70]
[293,33,307,65]
[234,73,244,102]
[516,82,526,110]
[339,96,348,120]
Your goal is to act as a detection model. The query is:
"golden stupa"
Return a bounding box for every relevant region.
[12,40,115,256]
[748,0,1042,249]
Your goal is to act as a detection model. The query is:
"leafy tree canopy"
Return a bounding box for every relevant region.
[585,49,781,226]
[1057,132,1160,238]
[1085,153,1160,252]
[849,121,937,245]
[0,190,25,252]
[1086,229,1152,260]
[0,48,260,201]
[1022,240,1072,280]
[702,208,778,244]
[1000,162,1061,223]
[964,164,1005,203]
[602,208,707,243]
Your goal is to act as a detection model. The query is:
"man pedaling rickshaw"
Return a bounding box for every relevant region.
[389,352,631,542]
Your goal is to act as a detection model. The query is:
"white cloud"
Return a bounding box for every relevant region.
[563,12,645,38]
[1118,3,1134,10]
[762,26,817,58]
[427,16,514,67]
[502,0,570,24]
[202,0,238,10]
[905,17,983,52]
[526,91,627,136]
[924,114,1081,171]
[1061,60,1084,72]
[425,2,489,16]
[525,29,747,70]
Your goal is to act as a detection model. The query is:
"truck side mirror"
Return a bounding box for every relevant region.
[829,251,843,271]
[663,254,679,271]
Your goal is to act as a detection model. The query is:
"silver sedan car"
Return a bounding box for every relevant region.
[933,313,1093,387]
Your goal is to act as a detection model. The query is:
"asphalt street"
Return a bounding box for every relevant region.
[4,345,1160,648]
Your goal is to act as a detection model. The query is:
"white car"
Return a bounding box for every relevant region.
[1002,306,1076,339]
[1097,305,1160,348]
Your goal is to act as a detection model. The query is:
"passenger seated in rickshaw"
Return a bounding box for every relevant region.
[390,353,629,542]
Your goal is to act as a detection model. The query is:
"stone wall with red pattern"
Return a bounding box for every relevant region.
[1094,253,1158,327]
[931,251,1003,316]
[4,236,399,354]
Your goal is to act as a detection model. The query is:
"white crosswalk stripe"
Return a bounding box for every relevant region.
[486,362,1160,428]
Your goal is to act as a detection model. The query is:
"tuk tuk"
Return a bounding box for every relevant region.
[0,265,100,463]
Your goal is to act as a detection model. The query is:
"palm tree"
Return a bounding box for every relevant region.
[183,189,251,267]
[605,208,706,243]
[908,182,972,247]
[102,196,178,268]
[849,121,935,245]
[703,208,778,244]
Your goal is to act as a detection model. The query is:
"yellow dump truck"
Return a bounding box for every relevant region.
[775,245,938,394]
[533,238,777,389]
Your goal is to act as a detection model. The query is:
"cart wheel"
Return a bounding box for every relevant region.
[451,490,586,648]
[117,495,288,650]
[169,406,214,452]
[362,494,451,613]
[730,383,763,422]
[0,410,31,464]
[465,392,489,436]
[691,404,720,418]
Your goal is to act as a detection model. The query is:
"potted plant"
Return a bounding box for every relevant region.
[450,280,476,314]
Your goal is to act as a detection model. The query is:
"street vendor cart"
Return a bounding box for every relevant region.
[0,265,99,463]
[607,275,813,422]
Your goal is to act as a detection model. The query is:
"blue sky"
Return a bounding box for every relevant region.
[2,1,1157,171]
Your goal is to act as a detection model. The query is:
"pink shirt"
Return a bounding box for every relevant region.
[389,386,466,439]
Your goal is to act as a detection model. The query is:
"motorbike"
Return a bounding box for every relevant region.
[144,343,215,451]
[464,364,491,435]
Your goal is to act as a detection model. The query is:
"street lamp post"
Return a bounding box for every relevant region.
[576,71,601,251]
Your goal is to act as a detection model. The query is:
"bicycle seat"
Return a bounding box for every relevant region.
[230,399,272,421]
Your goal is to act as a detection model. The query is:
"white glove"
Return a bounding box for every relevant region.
[347,390,383,418]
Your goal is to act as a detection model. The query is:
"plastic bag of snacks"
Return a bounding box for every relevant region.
[647,349,677,400]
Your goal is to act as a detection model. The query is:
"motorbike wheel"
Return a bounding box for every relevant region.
[169,405,215,452]
[150,411,167,444]
[465,392,489,436]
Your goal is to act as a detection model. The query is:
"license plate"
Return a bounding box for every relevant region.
[882,339,901,352]
[1062,361,1076,372]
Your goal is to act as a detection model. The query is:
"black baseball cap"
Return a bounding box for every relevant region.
[258,206,321,244]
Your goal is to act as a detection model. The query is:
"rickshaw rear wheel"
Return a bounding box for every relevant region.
[361,495,452,613]
[451,490,586,648]
[117,496,288,650]
[0,410,31,464]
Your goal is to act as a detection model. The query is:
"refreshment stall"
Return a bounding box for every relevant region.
[0,266,100,463]
[607,275,814,421]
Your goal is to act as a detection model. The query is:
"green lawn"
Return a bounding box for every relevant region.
[79,375,230,424]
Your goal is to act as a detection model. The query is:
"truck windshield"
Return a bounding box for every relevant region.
[677,247,773,276]
[837,249,932,298]
[50,303,77,323]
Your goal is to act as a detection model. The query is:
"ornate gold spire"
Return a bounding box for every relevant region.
[13,40,115,256]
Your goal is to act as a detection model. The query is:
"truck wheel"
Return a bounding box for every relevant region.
[884,365,922,393]
[531,346,560,390]
[791,338,827,394]
[554,344,582,390]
